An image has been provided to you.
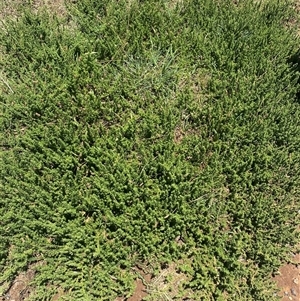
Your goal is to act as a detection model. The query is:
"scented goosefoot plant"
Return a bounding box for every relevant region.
[0,0,300,300]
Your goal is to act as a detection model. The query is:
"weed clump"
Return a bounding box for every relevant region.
[0,0,299,300]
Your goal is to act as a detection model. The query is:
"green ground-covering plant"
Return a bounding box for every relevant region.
[0,0,300,300]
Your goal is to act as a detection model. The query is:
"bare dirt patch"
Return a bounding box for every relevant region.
[273,253,300,301]
[0,266,35,301]
[115,267,152,301]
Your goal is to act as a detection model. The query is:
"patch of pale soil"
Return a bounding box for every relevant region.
[0,266,35,301]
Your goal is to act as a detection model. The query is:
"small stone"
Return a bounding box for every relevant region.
[293,278,299,284]
[291,288,297,296]
[284,291,289,296]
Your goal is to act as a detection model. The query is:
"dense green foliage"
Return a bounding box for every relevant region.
[0,0,300,300]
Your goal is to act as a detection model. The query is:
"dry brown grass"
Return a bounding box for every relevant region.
[0,0,67,19]
[143,261,195,301]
